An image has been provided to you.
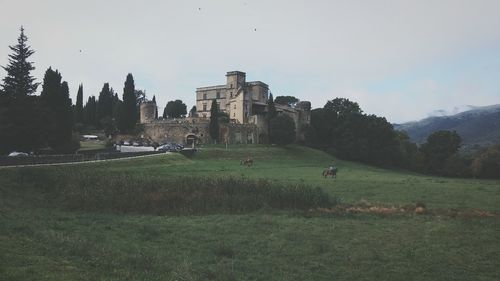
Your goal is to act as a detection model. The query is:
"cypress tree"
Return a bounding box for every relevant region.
[118,73,136,132]
[209,99,219,143]
[152,95,158,119]
[39,68,74,152]
[97,83,113,124]
[75,84,84,124]
[266,92,277,141]
[84,96,97,127]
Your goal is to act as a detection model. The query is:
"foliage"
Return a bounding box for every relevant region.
[266,92,277,120]
[163,99,187,118]
[97,83,114,123]
[100,116,118,137]
[1,26,39,98]
[39,68,74,152]
[420,130,462,173]
[83,96,98,127]
[118,73,136,133]
[190,105,197,117]
[152,95,158,119]
[134,89,146,106]
[0,27,44,154]
[471,145,500,179]
[75,84,84,124]
[275,95,299,106]
[269,114,296,145]
[310,98,401,166]
[209,99,219,142]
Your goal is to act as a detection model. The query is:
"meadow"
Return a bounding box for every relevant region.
[1,145,499,280]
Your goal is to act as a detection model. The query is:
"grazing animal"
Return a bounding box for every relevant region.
[323,167,337,178]
[241,158,253,167]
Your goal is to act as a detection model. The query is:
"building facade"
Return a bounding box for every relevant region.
[140,71,311,145]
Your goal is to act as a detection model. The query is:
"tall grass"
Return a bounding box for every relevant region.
[4,169,337,215]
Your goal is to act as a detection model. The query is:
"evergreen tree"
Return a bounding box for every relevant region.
[265,92,277,141]
[152,95,158,119]
[39,68,74,152]
[83,96,97,127]
[0,27,42,154]
[209,99,219,143]
[118,74,136,133]
[190,105,197,117]
[266,92,277,119]
[1,26,39,98]
[75,84,84,124]
[97,83,113,124]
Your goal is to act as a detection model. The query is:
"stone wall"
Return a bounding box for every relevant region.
[142,119,263,145]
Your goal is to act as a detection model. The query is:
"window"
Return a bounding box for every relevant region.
[217,102,220,108]
[234,104,236,109]
[203,93,207,100]
[216,92,220,99]
[203,103,207,111]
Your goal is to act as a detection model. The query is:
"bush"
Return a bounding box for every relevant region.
[471,145,500,179]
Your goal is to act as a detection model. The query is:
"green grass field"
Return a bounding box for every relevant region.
[1,145,499,280]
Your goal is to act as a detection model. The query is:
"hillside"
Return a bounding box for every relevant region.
[394,104,500,150]
[1,145,499,280]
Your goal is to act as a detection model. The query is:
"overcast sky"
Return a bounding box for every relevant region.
[1,0,499,123]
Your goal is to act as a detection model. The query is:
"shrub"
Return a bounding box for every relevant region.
[54,173,338,215]
[471,145,500,179]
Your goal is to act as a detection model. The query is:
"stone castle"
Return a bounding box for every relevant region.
[140,71,311,145]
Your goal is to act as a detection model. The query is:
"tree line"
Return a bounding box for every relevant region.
[0,28,148,154]
[305,97,500,179]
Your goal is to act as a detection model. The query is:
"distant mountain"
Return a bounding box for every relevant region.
[394,104,500,150]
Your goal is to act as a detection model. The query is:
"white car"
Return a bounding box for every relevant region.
[8,151,29,157]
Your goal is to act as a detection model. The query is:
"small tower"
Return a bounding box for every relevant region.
[226,71,246,91]
[140,101,157,124]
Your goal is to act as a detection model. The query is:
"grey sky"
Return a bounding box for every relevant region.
[1,0,499,123]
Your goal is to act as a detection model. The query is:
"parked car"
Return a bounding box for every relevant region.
[8,151,29,157]
[123,141,131,146]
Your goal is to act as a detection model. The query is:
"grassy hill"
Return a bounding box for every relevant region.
[1,145,499,280]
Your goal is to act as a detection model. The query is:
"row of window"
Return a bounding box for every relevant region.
[202,92,222,100]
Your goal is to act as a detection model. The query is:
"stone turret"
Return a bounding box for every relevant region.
[140,101,157,124]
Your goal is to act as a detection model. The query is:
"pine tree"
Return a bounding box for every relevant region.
[1,26,39,99]
[75,84,84,124]
[118,74,136,132]
[0,27,42,154]
[209,99,219,143]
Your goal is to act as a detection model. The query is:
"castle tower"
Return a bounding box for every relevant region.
[140,101,157,124]
[226,71,246,92]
